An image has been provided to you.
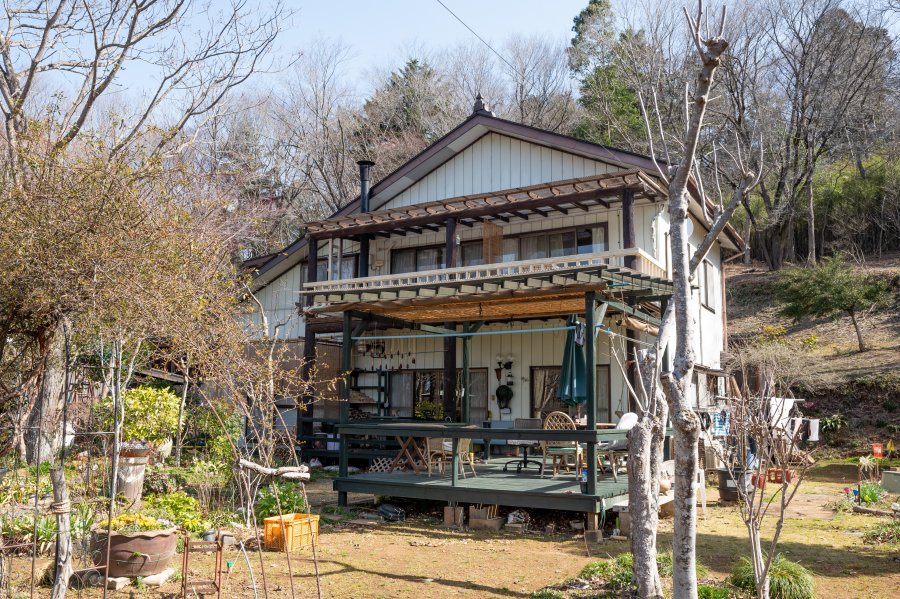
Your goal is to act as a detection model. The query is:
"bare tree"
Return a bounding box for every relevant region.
[632,2,763,596]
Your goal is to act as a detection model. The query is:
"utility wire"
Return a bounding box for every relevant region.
[433,0,517,72]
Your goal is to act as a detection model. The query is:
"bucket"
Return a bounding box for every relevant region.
[717,467,752,501]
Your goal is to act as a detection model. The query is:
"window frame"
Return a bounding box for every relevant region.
[390,244,446,274]
[701,259,716,312]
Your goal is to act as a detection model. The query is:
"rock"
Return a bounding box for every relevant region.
[107,577,131,590]
[143,568,174,587]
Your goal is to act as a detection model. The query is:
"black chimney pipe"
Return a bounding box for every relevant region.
[357,160,375,277]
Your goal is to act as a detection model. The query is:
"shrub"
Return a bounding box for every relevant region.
[858,482,885,505]
[146,491,207,532]
[579,560,613,579]
[820,413,847,434]
[698,585,731,599]
[100,385,180,444]
[731,555,815,599]
[863,520,900,545]
[579,551,707,590]
[254,481,307,523]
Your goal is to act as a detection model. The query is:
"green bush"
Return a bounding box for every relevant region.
[100,385,180,444]
[579,551,706,590]
[254,481,307,523]
[698,585,731,599]
[731,555,815,599]
[859,482,885,505]
[147,491,207,532]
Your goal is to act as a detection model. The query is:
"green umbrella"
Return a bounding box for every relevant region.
[557,315,587,406]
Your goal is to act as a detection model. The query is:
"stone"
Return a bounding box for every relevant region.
[143,568,174,587]
[106,577,131,590]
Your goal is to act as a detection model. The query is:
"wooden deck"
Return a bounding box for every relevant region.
[332,458,628,513]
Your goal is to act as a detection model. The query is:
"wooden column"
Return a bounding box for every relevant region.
[626,327,638,413]
[622,188,636,269]
[660,298,670,373]
[443,217,458,420]
[585,291,598,496]
[338,310,352,507]
[461,331,471,423]
[299,239,319,444]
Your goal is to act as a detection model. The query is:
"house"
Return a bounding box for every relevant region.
[246,96,741,517]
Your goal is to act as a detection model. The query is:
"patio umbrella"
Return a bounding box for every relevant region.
[556,315,587,407]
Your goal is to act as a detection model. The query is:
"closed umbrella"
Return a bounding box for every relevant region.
[557,315,587,408]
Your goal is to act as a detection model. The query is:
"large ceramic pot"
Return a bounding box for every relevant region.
[91,528,178,578]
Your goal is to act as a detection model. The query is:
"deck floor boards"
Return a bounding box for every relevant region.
[333,458,628,513]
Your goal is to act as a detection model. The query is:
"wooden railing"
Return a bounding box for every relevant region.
[303,249,668,295]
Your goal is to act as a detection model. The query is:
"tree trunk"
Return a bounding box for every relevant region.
[50,467,73,599]
[848,310,867,352]
[26,326,66,465]
[669,402,700,598]
[806,180,816,264]
[743,214,752,264]
[748,526,770,599]
[175,361,190,467]
[629,417,663,597]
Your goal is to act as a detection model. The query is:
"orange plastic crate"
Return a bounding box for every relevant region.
[263,514,319,551]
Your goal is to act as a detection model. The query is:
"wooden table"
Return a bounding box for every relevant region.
[388,436,429,474]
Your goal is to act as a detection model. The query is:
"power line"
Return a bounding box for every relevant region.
[433,0,517,73]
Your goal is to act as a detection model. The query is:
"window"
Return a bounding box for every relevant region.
[530,365,611,422]
[391,246,445,274]
[460,241,483,267]
[302,256,357,282]
[387,368,488,423]
[701,260,716,311]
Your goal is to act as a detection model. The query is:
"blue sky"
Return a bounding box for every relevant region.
[277,0,587,87]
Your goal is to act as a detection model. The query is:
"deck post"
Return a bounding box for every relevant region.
[299,239,319,445]
[338,310,352,506]
[585,291,598,496]
[622,188,635,269]
[461,327,471,423]
[660,298,670,372]
[451,437,459,487]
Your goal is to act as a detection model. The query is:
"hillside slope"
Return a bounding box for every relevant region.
[725,256,900,454]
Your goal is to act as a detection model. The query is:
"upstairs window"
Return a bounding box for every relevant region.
[391,246,445,274]
[701,260,716,311]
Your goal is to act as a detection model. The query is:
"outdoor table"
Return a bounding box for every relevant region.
[388,436,429,474]
[504,438,543,474]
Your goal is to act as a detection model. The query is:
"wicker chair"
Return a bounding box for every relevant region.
[426,437,477,478]
[541,411,583,478]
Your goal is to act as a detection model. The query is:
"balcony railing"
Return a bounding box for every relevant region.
[303,248,668,296]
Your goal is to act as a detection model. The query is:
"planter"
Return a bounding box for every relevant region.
[116,456,149,503]
[91,528,177,578]
[717,467,752,501]
[120,447,152,458]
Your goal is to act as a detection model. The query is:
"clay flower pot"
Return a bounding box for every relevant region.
[91,528,178,578]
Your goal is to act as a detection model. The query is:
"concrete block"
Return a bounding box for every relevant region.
[504,522,527,533]
[143,568,174,587]
[882,470,900,494]
[443,506,464,527]
[584,529,604,544]
[469,517,504,531]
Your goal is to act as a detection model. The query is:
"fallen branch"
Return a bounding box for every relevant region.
[237,459,310,482]
[852,504,898,518]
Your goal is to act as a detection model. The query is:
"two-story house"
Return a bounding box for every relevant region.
[246,96,741,512]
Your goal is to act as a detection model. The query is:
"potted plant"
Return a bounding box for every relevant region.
[91,514,178,577]
[119,440,152,458]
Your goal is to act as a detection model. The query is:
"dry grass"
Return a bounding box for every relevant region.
[5,463,898,598]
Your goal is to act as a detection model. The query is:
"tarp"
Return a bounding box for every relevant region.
[556,315,587,406]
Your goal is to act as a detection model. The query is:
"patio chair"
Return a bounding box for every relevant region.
[426,437,477,478]
[540,411,583,478]
[425,437,448,477]
[597,412,637,482]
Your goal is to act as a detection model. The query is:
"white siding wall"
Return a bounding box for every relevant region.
[381,133,616,209]
[244,263,305,339]
[355,318,636,422]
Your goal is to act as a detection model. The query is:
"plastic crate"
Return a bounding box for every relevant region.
[263,514,319,551]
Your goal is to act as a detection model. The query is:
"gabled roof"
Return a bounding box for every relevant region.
[249,112,742,290]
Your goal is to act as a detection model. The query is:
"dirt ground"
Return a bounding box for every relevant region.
[6,463,899,599]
